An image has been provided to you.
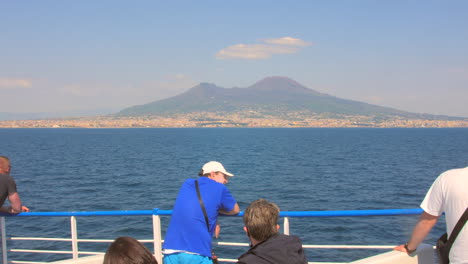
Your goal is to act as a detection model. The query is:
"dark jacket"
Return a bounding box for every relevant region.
[237,233,307,264]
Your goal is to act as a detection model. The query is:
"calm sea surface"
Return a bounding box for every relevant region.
[1,128,467,262]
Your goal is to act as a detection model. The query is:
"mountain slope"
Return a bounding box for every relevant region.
[116,77,444,119]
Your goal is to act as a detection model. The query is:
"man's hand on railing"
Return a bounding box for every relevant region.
[214,223,220,238]
[393,243,416,254]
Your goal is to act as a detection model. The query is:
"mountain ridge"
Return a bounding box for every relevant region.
[117,76,463,120]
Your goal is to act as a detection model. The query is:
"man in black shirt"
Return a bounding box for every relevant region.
[0,156,29,214]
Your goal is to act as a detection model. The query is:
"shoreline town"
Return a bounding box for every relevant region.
[1,112,467,128]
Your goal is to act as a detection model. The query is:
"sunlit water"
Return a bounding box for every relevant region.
[1,128,467,262]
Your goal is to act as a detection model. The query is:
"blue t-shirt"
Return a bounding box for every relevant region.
[163,177,237,257]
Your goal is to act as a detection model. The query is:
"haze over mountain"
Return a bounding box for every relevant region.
[117,76,458,120]
[0,108,119,121]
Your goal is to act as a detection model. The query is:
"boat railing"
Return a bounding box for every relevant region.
[1,208,425,264]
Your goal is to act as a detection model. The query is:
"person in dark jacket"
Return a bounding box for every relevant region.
[237,199,307,264]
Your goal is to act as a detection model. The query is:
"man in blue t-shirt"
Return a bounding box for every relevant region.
[163,161,240,264]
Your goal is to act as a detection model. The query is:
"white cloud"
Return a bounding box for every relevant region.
[216,37,311,60]
[0,78,33,89]
[217,44,298,59]
[263,37,312,47]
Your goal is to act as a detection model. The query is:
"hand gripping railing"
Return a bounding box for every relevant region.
[0,208,423,264]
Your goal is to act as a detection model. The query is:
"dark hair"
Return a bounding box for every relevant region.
[103,236,158,264]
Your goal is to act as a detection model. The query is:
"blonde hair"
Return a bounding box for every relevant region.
[243,199,280,241]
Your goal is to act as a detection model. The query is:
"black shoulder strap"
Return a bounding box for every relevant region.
[446,207,468,252]
[195,180,210,231]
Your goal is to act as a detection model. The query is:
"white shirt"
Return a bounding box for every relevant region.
[421,167,468,264]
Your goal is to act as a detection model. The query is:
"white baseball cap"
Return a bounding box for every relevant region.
[201,161,234,177]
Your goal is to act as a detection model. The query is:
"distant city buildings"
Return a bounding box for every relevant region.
[0,112,467,128]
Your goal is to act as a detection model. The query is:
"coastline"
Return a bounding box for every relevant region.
[1,114,467,128]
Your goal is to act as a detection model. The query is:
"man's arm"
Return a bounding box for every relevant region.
[6,192,28,214]
[219,203,240,215]
[394,211,439,253]
[215,204,239,238]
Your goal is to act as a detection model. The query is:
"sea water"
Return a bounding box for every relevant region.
[1,128,467,262]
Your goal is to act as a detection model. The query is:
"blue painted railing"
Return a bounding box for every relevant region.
[3,208,423,217]
[5,210,154,217]
[278,208,423,217]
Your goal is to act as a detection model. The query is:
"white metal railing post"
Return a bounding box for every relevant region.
[153,214,162,264]
[71,216,79,259]
[283,217,290,235]
[1,217,7,264]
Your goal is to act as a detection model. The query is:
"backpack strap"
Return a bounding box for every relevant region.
[446,207,468,253]
[195,180,210,231]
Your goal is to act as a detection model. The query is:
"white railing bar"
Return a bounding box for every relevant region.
[71,239,112,243]
[9,243,396,253]
[11,240,396,249]
[217,258,345,264]
[10,261,47,264]
[10,249,72,254]
[214,241,395,249]
[136,239,154,243]
[1,217,8,264]
[217,258,238,263]
[302,245,395,249]
[214,241,249,246]
[10,237,154,243]
[218,258,242,263]
[77,238,153,243]
[70,216,78,260]
[10,237,72,241]
[73,251,105,255]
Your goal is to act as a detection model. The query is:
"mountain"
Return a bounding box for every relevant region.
[116,76,456,120]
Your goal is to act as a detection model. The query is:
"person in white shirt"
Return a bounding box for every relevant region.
[394,167,468,264]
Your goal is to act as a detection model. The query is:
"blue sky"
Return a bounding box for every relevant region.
[1,1,467,117]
